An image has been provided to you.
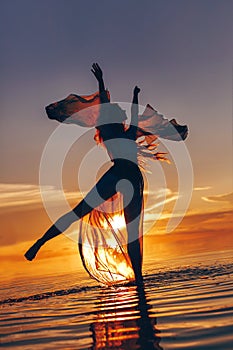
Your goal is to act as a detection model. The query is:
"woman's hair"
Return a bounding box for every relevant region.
[94,128,104,145]
[94,103,127,145]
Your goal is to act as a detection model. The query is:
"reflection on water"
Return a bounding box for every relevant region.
[1,253,233,349]
[91,284,163,350]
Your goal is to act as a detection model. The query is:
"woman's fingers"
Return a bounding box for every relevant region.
[92,63,98,71]
[92,62,102,73]
[91,63,96,71]
[95,63,101,71]
[91,63,103,82]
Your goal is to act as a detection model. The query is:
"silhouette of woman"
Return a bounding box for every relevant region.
[25,63,144,284]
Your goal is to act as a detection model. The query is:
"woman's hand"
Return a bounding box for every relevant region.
[133,86,141,95]
[91,63,103,81]
[91,62,107,100]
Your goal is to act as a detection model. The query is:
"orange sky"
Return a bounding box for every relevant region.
[1,1,232,283]
[0,182,232,282]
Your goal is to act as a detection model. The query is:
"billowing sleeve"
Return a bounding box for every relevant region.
[137,104,188,141]
[45,91,110,127]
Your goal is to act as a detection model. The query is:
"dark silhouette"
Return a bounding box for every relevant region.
[25,63,144,284]
[90,283,163,350]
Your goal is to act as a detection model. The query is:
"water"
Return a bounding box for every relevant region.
[1,250,233,349]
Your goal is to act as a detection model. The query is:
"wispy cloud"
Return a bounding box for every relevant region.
[144,188,179,227]
[0,183,82,208]
[145,195,178,214]
[202,192,233,204]
[193,186,212,191]
[0,183,179,210]
[143,188,173,197]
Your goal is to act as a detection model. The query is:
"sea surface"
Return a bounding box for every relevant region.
[1,249,233,350]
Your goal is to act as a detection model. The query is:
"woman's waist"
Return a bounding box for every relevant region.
[113,158,139,169]
[107,146,138,164]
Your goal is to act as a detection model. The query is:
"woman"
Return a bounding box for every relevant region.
[25,63,144,284]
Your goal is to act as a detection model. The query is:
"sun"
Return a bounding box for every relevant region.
[110,214,125,230]
[102,214,125,230]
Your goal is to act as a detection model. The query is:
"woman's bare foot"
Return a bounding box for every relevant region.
[24,240,42,261]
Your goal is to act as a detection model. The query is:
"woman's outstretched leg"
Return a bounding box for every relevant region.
[24,204,90,261]
[25,167,118,261]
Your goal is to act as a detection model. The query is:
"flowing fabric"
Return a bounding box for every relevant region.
[46,92,188,140]
[78,192,143,285]
[45,91,188,285]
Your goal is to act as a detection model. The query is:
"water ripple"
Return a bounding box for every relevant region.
[1,262,232,305]
[1,260,233,349]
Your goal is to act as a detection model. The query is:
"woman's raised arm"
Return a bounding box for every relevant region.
[128,86,140,139]
[91,63,109,103]
[131,86,140,127]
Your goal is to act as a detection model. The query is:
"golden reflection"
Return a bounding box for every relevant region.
[90,284,163,350]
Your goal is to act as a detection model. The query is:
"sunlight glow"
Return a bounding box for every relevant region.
[102,214,126,230]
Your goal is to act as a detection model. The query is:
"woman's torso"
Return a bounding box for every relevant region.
[97,123,138,164]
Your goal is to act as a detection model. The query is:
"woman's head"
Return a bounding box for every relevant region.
[108,103,127,123]
[97,103,127,126]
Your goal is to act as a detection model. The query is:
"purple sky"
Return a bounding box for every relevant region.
[1,0,232,199]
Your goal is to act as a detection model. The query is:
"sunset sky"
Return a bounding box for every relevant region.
[0,0,232,280]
